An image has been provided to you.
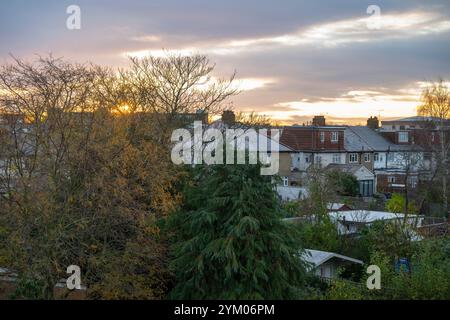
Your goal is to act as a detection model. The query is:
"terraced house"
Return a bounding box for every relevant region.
[278,116,433,197]
[278,116,346,187]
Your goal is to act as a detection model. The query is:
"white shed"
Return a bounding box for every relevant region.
[328,210,424,237]
[302,249,363,279]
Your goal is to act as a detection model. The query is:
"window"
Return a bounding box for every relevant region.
[374,153,379,162]
[388,176,396,184]
[305,155,311,163]
[315,155,322,164]
[400,125,405,130]
[392,125,396,130]
[364,153,370,162]
[332,153,341,164]
[431,132,435,142]
[331,131,339,143]
[319,131,325,143]
[349,153,358,163]
[387,153,394,162]
[398,131,409,143]
[408,176,418,188]
[282,176,289,187]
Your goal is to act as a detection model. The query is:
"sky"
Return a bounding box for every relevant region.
[1,0,450,124]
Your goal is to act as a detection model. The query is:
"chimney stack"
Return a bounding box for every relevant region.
[312,115,326,126]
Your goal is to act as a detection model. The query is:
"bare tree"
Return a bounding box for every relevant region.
[396,150,423,216]
[126,54,238,133]
[417,79,450,214]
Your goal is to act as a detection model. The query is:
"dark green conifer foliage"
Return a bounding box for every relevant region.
[168,164,308,299]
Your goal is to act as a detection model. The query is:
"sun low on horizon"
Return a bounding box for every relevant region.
[1,0,449,124]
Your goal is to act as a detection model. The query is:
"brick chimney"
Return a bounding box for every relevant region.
[312,115,326,126]
[222,110,236,126]
[367,116,379,129]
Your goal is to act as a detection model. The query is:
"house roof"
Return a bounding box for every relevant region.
[244,130,293,152]
[382,116,446,123]
[281,125,420,153]
[302,249,363,267]
[328,210,420,223]
[325,163,373,177]
[345,126,418,152]
[280,127,315,151]
[327,203,351,211]
[280,126,345,151]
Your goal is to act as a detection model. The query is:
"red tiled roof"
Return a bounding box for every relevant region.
[280,126,345,151]
[280,127,314,150]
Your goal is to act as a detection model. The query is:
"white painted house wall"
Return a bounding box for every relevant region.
[373,152,387,169]
[290,152,345,171]
[314,153,345,168]
[374,151,428,171]
[315,262,335,278]
[290,152,311,171]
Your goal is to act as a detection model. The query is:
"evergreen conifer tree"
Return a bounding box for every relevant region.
[168,164,309,299]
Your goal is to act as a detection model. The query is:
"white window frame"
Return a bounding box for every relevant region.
[331,131,339,143]
[364,153,370,162]
[398,131,409,143]
[319,131,325,143]
[332,153,341,164]
[349,153,358,163]
[388,176,396,184]
[408,176,418,188]
[374,153,379,162]
[282,176,289,187]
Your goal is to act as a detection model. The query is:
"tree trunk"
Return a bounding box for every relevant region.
[440,128,448,215]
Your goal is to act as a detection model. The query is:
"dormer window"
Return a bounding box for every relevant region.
[331,131,339,143]
[319,131,325,143]
[398,131,409,143]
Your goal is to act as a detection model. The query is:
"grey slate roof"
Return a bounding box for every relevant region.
[383,116,443,122]
[344,126,421,152]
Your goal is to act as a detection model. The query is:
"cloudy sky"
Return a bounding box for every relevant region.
[1,0,450,124]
